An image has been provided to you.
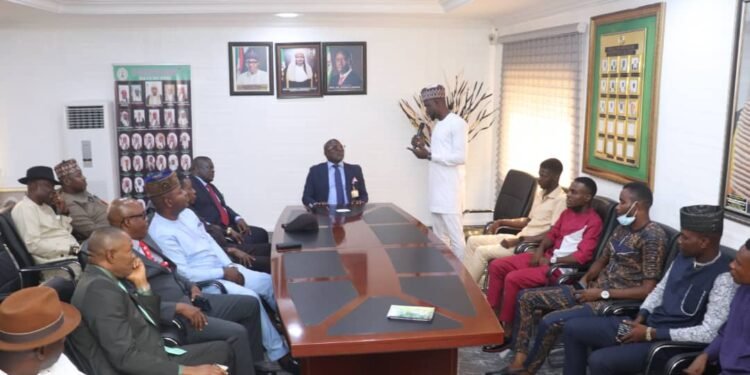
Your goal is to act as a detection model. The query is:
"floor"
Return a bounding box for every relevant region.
[459,346,565,375]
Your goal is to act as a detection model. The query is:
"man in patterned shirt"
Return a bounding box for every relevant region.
[561,205,737,375]
[494,182,667,374]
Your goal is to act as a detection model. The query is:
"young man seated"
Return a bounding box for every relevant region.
[684,239,750,375]
[561,205,737,375]
[483,177,603,352]
[496,182,668,374]
[463,158,566,283]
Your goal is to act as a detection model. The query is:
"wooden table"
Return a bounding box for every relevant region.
[271,203,502,375]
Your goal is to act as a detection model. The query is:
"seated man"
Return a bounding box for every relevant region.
[684,238,750,375]
[499,182,668,374]
[484,177,602,351]
[189,156,268,245]
[68,227,230,375]
[11,166,79,269]
[55,159,109,239]
[109,198,267,375]
[302,138,369,210]
[562,205,737,375]
[0,286,83,375]
[181,177,270,273]
[145,171,297,373]
[463,158,566,283]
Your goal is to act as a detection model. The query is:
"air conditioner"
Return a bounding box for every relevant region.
[61,102,118,201]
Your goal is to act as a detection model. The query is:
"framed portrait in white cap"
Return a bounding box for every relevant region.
[228,42,274,96]
[275,42,322,99]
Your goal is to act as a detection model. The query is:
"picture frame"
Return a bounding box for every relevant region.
[228,42,274,96]
[721,0,750,224]
[582,3,665,188]
[322,42,367,95]
[275,42,322,99]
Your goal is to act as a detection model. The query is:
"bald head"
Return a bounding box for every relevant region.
[87,227,129,259]
[191,156,214,182]
[108,198,136,226]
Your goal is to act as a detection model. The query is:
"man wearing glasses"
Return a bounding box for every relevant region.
[302,138,369,210]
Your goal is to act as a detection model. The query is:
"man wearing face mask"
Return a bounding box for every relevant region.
[492,182,668,374]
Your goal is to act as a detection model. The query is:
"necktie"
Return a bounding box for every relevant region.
[139,241,170,270]
[205,184,230,226]
[338,75,346,86]
[333,164,345,206]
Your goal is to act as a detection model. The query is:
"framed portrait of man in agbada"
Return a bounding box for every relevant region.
[323,42,367,95]
[582,3,664,188]
[228,42,274,96]
[275,42,322,99]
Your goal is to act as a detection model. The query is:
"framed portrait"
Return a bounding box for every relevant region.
[275,42,322,99]
[322,42,367,95]
[722,0,750,224]
[228,42,274,96]
[582,3,664,188]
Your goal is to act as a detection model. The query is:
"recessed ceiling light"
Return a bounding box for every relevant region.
[275,13,300,18]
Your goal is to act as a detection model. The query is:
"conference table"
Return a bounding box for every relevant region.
[271,203,503,375]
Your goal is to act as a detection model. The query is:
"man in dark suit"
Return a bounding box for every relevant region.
[109,198,269,375]
[302,138,369,209]
[327,50,363,89]
[68,227,230,375]
[189,156,269,245]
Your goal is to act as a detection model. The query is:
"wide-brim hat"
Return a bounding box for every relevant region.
[18,166,60,185]
[0,286,81,351]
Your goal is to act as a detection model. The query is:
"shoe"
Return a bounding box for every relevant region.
[254,360,282,374]
[277,354,300,375]
[482,342,511,353]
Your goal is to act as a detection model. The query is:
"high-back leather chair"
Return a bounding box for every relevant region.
[464,169,537,235]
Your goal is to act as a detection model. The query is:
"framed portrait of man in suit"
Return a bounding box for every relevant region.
[228,42,274,96]
[323,42,367,95]
[275,42,322,99]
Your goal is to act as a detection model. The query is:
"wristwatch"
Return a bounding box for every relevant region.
[600,290,611,300]
[645,327,653,341]
[225,227,233,236]
[550,256,558,264]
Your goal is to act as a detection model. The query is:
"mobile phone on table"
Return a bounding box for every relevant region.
[276,242,302,252]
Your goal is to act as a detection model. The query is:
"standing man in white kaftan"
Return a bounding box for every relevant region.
[408,85,468,259]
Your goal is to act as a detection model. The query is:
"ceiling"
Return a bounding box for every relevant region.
[1,0,613,24]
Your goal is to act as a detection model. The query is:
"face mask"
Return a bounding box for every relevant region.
[617,201,638,226]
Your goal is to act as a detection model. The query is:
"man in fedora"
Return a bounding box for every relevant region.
[0,286,83,375]
[55,159,109,239]
[11,166,80,268]
[69,227,230,375]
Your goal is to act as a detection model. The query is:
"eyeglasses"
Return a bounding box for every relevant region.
[121,212,147,225]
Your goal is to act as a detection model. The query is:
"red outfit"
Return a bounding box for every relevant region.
[486,207,603,324]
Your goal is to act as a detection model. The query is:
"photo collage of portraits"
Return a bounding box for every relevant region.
[594,29,646,167]
[115,79,193,203]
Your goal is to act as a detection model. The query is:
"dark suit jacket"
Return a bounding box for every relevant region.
[132,235,196,324]
[189,175,241,227]
[302,162,368,207]
[328,71,363,88]
[69,265,179,375]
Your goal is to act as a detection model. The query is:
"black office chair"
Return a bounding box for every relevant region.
[0,211,79,285]
[464,169,537,236]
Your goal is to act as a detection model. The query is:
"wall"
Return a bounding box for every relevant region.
[495,0,750,248]
[0,15,494,229]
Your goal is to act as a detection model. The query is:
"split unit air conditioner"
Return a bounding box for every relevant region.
[61,102,118,201]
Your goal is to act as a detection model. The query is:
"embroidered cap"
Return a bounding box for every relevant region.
[145,170,180,198]
[680,205,723,234]
[54,159,81,181]
[420,84,445,101]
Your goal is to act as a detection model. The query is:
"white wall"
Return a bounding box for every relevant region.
[494,0,749,248]
[0,15,495,229]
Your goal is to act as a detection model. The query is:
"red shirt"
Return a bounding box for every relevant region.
[545,207,603,265]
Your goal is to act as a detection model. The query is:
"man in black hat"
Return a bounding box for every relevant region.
[561,205,738,375]
[11,166,80,268]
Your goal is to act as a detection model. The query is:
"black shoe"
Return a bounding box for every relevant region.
[482,342,511,353]
[278,354,300,375]
[254,360,282,374]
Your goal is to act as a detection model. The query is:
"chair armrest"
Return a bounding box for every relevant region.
[557,271,586,285]
[663,351,710,375]
[546,262,588,279]
[161,319,186,347]
[601,299,643,317]
[644,341,707,375]
[19,259,79,282]
[495,226,521,235]
[514,241,540,254]
[463,209,494,214]
[196,280,227,294]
